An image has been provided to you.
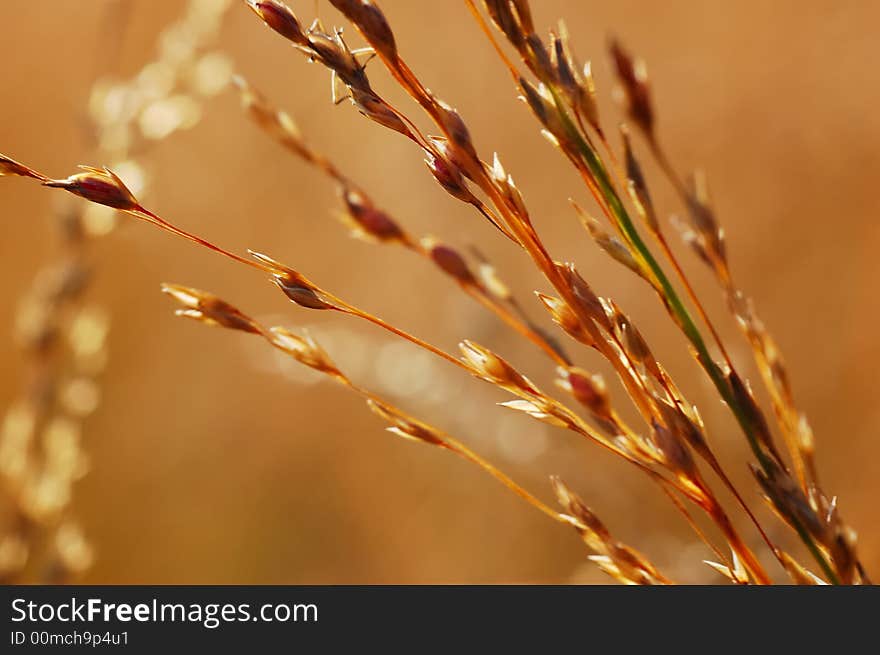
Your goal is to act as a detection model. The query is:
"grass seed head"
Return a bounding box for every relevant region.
[349,88,412,138]
[340,187,406,243]
[550,476,610,547]
[685,171,727,267]
[753,460,826,541]
[247,0,307,46]
[615,312,659,376]
[609,38,654,138]
[246,251,337,310]
[551,30,598,132]
[274,279,335,310]
[8,0,866,586]
[552,476,668,585]
[161,284,261,334]
[559,368,612,419]
[424,150,475,203]
[367,399,446,447]
[670,213,714,269]
[519,78,566,141]
[577,61,600,131]
[329,0,398,63]
[482,0,527,50]
[488,154,529,220]
[269,327,338,374]
[525,34,555,83]
[509,0,535,34]
[571,200,644,278]
[459,340,536,394]
[651,419,697,479]
[498,399,569,429]
[655,401,711,459]
[727,369,780,462]
[621,126,657,231]
[536,293,591,345]
[43,166,140,211]
[421,238,476,286]
[472,258,512,302]
[556,262,612,331]
[435,100,479,165]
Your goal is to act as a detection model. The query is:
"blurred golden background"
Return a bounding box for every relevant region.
[1,0,878,583]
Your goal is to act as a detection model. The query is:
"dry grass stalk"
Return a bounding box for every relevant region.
[468,0,865,583]
[160,283,669,585]
[1,0,871,584]
[2,151,753,582]
[0,0,232,583]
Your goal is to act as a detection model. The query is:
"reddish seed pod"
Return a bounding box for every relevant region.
[651,420,697,479]
[201,297,264,334]
[274,277,334,310]
[329,0,398,62]
[340,187,405,242]
[424,151,473,203]
[609,38,654,137]
[422,238,475,285]
[435,101,478,164]
[565,368,611,418]
[483,0,526,50]
[248,0,307,45]
[349,88,412,138]
[43,167,140,211]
